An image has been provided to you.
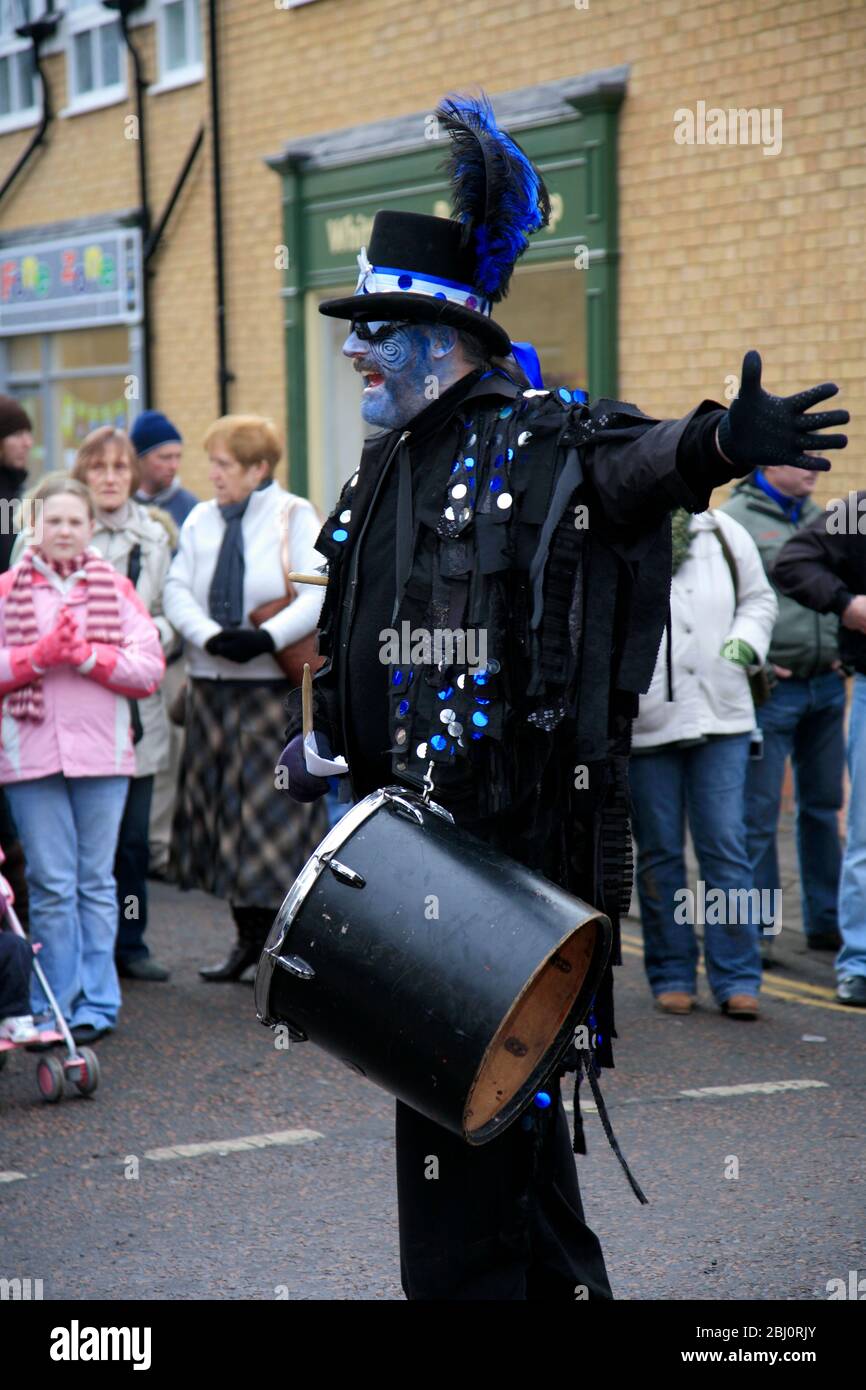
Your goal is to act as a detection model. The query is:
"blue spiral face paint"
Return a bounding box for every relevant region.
[343,323,441,429]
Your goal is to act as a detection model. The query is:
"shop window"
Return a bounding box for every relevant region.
[498,261,587,394]
[65,1,125,113]
[1,326,135,477]
[0,0,37,131]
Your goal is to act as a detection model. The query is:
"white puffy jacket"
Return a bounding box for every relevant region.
[631,509,778,749]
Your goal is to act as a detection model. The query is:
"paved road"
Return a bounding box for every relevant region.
[1,842,864,1302]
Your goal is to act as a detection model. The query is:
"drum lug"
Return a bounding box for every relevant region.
[322,856,366,889]
[386,794,424,826]
[276,953,316,981]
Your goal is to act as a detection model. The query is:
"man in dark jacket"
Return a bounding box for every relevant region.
[723,468,846,953]
[773,499,866,1005]
[277,95,849,1300]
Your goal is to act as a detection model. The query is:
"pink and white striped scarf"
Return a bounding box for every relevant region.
[5,547,123,723]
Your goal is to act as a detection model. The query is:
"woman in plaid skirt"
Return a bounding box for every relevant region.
[164,416,329,981]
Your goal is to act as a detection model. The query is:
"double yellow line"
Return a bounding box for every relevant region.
[620,927,858,1015]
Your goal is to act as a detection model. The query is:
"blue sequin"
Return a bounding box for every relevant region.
[534,1091,552,1109]
[464,457,474,469]
[397,699,409,716]
[407,671,414,685]
[473,671,488,685]
[434,291,447,301]
[451,460,460,474]
[558,387,571,403]
[471,731,484,740]
[398,274,413,289]
[472,711,489,728]
[437,686,454,700]
[507,447,514,461]
[494,454,504,467]
[499,406,513,420]
[489,476,503,493]
[572,388,589,405]
[474,697,490,706]
[332,528,348,542]
[392,670,404,687]
[431,733,446,751]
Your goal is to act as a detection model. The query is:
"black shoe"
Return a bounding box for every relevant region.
[199,941,260,982]
[118,957,170,981]
[805,931,842,951]
[71,1023,111,1043]
[837,976,866,1007]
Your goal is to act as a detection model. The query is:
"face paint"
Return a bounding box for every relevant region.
[343,322,438,429]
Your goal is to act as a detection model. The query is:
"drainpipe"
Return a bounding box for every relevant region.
[207,0,231,413]
[103,0,151,406]
[0,9,63,206]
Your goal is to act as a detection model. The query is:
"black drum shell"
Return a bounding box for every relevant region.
[259,793,610,1143]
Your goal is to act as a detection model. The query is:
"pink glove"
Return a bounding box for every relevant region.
[31,616,77,670]
[54,608,93,668]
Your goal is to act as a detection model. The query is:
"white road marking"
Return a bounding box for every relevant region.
[679,1079,828,1098]
[0,1171,28,1183]
[563,1077,829,1114]
[143,1128,323,1162]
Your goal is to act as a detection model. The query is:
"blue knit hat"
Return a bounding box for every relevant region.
[130,410,182,457]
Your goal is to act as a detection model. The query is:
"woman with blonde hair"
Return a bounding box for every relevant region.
[13,435,176,981]
[164,414,328,980]
[0,475,164,1040]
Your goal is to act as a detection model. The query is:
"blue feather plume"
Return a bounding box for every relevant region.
[435,92,550,302]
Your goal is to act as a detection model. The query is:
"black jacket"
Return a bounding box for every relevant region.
[772,495,866,674]
[0,463,27,573]
[285,370,732,1070]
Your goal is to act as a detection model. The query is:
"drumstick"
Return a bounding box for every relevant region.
[287,571,328,586]
[302,662,313,741]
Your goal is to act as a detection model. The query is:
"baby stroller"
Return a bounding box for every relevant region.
[0,851,100,1102]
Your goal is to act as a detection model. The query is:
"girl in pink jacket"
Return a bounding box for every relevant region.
[0,476,165,1042]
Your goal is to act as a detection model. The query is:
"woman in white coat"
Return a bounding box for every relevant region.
[163,415,329,981]
[628,507,778,1020]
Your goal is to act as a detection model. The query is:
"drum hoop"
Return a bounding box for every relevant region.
[254,785,454,1026]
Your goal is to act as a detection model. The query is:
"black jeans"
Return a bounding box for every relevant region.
[115,775,154,964]
[396,1087,613,1300]
[0,932,32,1017]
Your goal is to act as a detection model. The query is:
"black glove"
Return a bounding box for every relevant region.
[205,627,276,663]
[717,350,848,474]
[275,732,332,802]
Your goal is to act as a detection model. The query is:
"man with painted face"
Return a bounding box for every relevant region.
[280,95,848,1301]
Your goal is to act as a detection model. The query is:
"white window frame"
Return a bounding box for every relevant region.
[0,0,39,134]
[62,2,127,118]
[150,0,203,95]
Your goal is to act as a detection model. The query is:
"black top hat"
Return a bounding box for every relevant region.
[318,210,512,357]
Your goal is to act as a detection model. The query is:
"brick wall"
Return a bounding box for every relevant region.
[1,0,863,501]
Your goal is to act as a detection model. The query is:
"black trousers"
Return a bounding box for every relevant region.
[0,932,32,1017]
[396,1086,613,1301]
[115,775,154,964]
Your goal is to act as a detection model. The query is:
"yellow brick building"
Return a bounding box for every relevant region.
[0,0,862,511]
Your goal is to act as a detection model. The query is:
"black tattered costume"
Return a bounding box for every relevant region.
[285,367,734,1296]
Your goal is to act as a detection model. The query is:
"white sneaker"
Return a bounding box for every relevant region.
[0,1014,40,1044]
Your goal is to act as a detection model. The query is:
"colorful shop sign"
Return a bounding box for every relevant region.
[0,230,142,335]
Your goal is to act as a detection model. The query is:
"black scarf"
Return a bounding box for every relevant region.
[208,479,273,628]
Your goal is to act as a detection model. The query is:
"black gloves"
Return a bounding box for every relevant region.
[717,351,848,474]
[205,628,276,663]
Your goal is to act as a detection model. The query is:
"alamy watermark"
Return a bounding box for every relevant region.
[674,880,782,936]
[0,498,42,542]
[378,621,488,669]
[674,102,782,158]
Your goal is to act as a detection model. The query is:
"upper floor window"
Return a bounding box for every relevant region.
[66,1,125,112]
[0,0,38,130]
[157,0,202,83]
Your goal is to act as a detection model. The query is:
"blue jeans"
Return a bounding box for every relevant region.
[5,774,129,1029]
[745,671,845,940]
[838,674,866,979]
[629,735,762,1002]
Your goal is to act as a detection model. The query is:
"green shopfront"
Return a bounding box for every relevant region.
[268,69,627,512]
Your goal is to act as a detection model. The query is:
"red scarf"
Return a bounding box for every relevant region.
[5,547,123,723]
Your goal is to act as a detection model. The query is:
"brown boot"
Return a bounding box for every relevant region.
[721,994,759,1020]
[655,991,695,1015]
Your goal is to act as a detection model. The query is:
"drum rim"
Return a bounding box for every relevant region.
[253,785,453,1026]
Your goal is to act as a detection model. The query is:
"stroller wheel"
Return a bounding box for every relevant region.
[36,1054,64,1103]
[73,1047,100,1096]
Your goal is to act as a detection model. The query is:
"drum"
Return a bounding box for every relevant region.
[255,786,611,1145]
